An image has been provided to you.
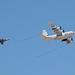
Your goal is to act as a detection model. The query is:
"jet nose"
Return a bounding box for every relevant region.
[6,38,10,41]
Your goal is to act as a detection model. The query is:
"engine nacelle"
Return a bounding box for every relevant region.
[69,38,73,41]
[60,30,64,32]
[57,26,62,29]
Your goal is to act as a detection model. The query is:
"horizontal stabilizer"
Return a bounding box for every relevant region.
[40,34,50,43]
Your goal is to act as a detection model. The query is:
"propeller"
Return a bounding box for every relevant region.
[71,38,73,41]
[60,26,62,29]
[63,30,65,32]
[69,37,73,41]
[59,26,65,32]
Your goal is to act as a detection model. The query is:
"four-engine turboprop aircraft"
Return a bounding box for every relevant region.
[40,22,75,44]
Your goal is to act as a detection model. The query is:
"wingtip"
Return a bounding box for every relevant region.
[48,22,53,26]
[48,22,52,23]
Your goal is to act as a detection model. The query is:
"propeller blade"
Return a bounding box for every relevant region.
[71,38,73,41]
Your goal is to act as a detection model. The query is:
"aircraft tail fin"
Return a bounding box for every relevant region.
[40,33,50,43]
[42,30,48,36]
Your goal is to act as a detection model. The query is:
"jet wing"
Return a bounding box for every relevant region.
[48,22,62,36]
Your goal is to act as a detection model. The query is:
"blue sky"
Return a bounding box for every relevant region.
[0,0,75,75]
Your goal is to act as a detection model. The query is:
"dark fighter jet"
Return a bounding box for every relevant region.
[0,38,10,45]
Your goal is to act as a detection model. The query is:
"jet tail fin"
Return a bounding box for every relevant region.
[40,34,50,43]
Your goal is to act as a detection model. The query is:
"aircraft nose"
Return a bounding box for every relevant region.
[74,31,75,34]
[73,32,75,35]
[6,38,10,41]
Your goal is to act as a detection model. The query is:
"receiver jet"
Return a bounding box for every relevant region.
[0,38,10,45]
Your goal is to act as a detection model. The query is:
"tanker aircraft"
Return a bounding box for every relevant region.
[40,22,75,44]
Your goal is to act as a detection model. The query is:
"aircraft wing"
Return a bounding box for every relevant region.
[48,22,62,36]
[62,38,73,45]
[66,39,73,45]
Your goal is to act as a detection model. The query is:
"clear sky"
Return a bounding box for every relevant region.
[0,0,75,75]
